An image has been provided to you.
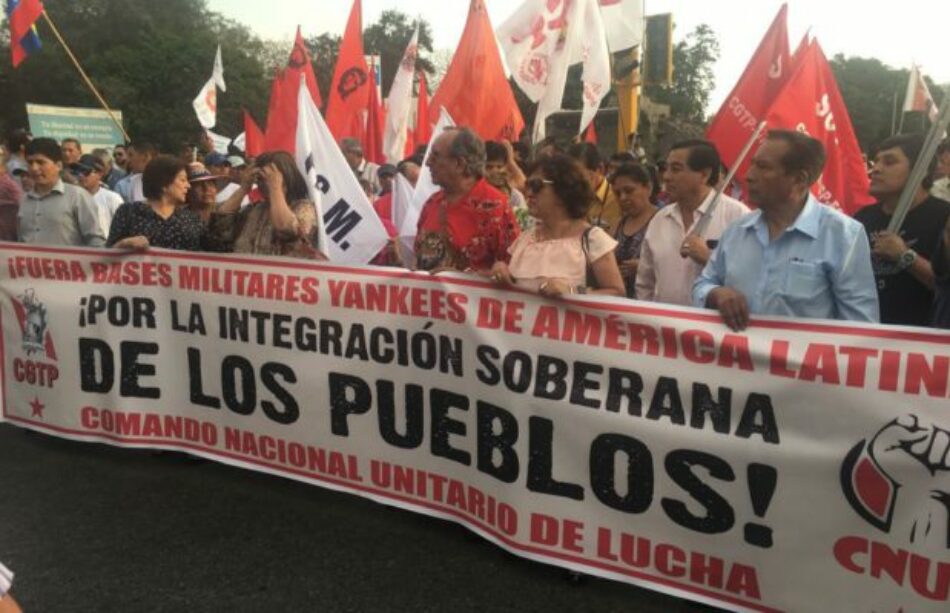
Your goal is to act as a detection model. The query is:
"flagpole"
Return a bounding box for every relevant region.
[39,11,130,142]
[890,89,898,136]
[687,120,767,242]
[886,84,950,233]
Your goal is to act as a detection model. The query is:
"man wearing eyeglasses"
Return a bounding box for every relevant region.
[415,127,520,274]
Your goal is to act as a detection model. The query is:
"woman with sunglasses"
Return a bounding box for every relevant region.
[490,154,625,298]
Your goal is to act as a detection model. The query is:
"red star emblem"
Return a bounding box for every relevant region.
[29,397,45,419]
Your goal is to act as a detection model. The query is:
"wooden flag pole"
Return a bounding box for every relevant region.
[40,11,130,142]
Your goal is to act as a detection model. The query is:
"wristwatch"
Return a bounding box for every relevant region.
[897,249,918,271]
[575,285,588,295]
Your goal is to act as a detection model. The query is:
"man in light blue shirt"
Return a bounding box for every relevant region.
[693,130,879,330]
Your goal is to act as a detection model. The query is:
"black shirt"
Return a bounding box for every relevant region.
[855,196,950,327]
[106,201,204,251]
[933,234,950,329]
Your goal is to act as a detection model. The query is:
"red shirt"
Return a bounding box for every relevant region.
[415,178,520,271]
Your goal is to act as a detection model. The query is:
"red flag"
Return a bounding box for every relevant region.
[706,4,789,182]
[414,71,431,148]
[429,0,524,141]
[243,109,265,157]
[584,121,597,144]
[289,26,323,109]
[325,0,371,143]
[364,64,385,164]
[8,0,43,68]
[264,68,295,153]
[761,41,872,215]
[262,28,324,154]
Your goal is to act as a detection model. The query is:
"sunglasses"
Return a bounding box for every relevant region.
[525,177,554,194]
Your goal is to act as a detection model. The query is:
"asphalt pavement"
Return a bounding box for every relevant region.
[0,424,714,612]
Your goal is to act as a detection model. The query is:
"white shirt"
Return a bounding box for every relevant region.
[91,186,124,238]
[636,189,749,306]
[116,173,144,203]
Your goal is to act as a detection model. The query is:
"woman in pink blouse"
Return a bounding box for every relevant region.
[490,154,625,298]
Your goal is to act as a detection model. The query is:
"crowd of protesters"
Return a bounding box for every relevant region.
[3,125,950,332]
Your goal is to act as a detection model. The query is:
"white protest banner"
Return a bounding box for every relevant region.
[1,243,948,612]
[294,76,388,265]
[192,77,217,129]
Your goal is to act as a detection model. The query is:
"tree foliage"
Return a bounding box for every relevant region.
[644,24,720,123]
[363,10,434,98]
[830,54,945,152]
[0,0,270,150]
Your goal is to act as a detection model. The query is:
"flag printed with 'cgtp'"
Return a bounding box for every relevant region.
[383,25,419,163]
[7,0,43,67]
[295,76,388,264]
[706,4,789,187]
[761,40,871,215]
[498,0,610,141]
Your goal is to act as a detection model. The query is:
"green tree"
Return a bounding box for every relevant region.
[0,0,270,150]
[363,10,434,98]
[305,10,434,105]
[830,54,945,151]
[644,24,720,123]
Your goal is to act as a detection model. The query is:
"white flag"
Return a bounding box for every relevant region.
[598,0,644,52]
[903,64,939,123]
[213,45,227,92]
[390,173,415,241]
[192,77,217,129]
[383,25,419,164]
[205,130,231,154]
[498,0,610,141]
[295,76,388,264]
[232,132,246,151]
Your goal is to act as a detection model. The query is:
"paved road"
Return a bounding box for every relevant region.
[0,424,714,612]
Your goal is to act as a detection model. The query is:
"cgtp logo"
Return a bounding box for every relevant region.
[841,414,949,549]
[11,289,57,359]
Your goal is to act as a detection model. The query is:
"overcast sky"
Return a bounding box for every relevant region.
[207,0,950,112]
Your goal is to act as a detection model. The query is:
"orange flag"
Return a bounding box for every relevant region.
[325,0,371,143]
[365,63,385,164]
[264,68,296,153]
[289,26,323,109]
[429,0,524,141]
[415,71,431,148]
[243,109,265,157]
[262,28,323,154]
